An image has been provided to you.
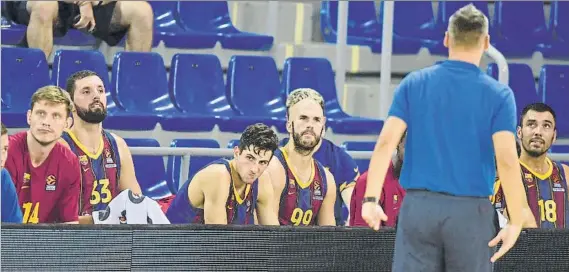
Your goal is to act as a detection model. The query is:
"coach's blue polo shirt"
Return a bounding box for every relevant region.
[389,60,517,197]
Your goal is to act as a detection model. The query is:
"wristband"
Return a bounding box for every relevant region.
[362,197,377,204]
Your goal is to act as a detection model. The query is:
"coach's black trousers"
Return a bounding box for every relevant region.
[392,189,498,272]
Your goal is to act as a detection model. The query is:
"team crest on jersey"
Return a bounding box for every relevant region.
[78,155,89,166]
[45,175,57,191]
[393,195,398,204]
[246,199,252,213]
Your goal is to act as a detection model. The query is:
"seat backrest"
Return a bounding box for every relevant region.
[321,1,380,38]
[342,141,375,172]
[282,57,345,117]
[487,63,540,118]
[1,47,50,111]
[123,138,171,198]
[550,1,569,41]
[538,65,569,135]
[111,52,172,113]
[380,1,434,36]
[169,53,232,115]
[226,55,285,116]
[177,1,237,33]
[52,50,110,90]
[227,139,240,148]
[436,1,490,32]
[166,139,221,193]
[148,1,182,30]
[494,1,547,39]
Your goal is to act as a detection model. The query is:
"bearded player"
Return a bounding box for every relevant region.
[266,88,337,226]
[493,103,569,228]
[166,123,280,225]
[4,86,80,224]
[60,70,142,224]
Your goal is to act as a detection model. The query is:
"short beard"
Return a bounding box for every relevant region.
[76,104,107,124]
[291,123,322,156]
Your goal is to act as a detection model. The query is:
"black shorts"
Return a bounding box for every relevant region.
[3,1,127,46]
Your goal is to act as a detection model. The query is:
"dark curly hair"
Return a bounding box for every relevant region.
[239,123,279,156]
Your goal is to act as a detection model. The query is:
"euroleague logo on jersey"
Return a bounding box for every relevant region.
[45,175,57,191]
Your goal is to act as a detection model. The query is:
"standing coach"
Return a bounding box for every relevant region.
[361,4,529,272]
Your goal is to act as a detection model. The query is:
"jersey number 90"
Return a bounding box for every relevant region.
[291,208,313,226]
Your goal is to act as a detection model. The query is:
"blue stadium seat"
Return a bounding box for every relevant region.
[177,1,273,51]
[537,1,569,59]
[1,47,50,128]
[1,16,26,45]
[538,65,569,138]
[227,139,240,148]
[378,1,435,54]
[428,1,490,55]
[52,50,110,89]
[166,139,221,193]
[282,57,384,134]
[492,1,550,58]
[164,53,262,133]
[162,54,228,132]
[107,52,174,130]
[124,138,173,199]
[487,63,540,118]
[226,55,287,132]
[341,141,375,172]
[143,1,216,49]
[320,1,381,53]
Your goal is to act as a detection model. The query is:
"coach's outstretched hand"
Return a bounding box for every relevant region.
[361,202,388,231]
[488,223,522,263]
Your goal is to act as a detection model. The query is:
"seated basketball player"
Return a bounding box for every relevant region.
[266,88,337,226]
[492,103,569,228]
[4,86,81,224]
[166,123,280,225]
[59,70,142,224]
[280,135,360,226]
[350,131,407,228]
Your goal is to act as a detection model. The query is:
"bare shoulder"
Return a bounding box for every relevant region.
[257,172,273,190]
[109,132,128,148]
[193,163,231,189]
[323,166,336,187]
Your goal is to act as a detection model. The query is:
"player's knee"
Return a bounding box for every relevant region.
[28,2,58,24]
[120,1,153,29]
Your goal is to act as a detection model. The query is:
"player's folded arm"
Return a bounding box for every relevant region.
[112,133,142,195]
[317,169,337,226]
[200,166,231,225]
[61,157,81,224]
[255,173,279,225]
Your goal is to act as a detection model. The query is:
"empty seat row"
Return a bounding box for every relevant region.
[322,1,569,58]
[0,47,383,135]
[1,1,273,51]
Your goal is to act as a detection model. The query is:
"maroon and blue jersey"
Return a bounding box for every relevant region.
[492,158,569,229]
[61,129,121,216]
[166,159,258,224]
[274,148,329,226]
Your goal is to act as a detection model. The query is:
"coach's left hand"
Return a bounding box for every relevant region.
[362,202,388,231]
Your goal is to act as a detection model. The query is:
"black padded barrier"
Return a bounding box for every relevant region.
[1,224,569,272]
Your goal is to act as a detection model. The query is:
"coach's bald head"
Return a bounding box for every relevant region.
[443,4,490,59]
